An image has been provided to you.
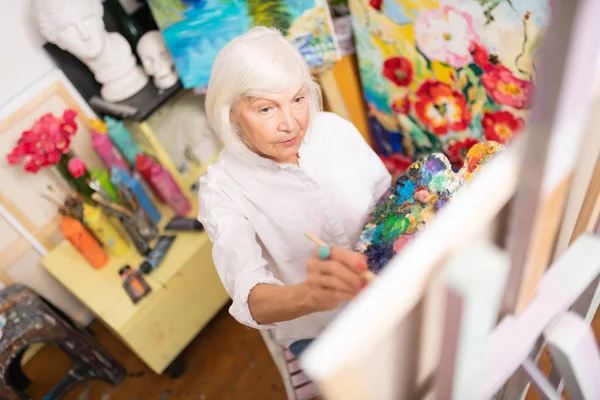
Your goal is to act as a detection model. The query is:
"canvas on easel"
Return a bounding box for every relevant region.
[348,0,549,169]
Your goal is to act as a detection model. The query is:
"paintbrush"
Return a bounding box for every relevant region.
[303,232,375,282]
[91,193,134,218]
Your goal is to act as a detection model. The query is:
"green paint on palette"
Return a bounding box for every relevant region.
[381,215,410,238]
[411,205,423,219]
[429,174,447,192]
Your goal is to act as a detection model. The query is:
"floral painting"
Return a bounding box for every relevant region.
[350,0,549,172]
[147,0,340,90]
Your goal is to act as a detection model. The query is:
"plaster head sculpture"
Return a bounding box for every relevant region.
[30,0,149,102]
[137,31,179,90]
[205,27,322,165]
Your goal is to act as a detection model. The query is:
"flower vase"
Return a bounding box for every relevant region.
[55,153,94,201]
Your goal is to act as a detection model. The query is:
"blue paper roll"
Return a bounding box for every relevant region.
[125,174,161,224]
[111,167,161,224]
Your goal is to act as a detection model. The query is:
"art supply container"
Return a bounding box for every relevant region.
[61,216,108,269]
[123,173,161,223]
[118,207,158,255]
[82,204,130,256]
[91,128,130,171]
[119,265,151,304]
[90,168,120,203]
[105,116,143,167]
[150,165,191,216]
[135,154,165,203]
[139,235,176,274]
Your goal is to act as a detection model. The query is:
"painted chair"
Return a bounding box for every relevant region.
[260,329,320,400]
[0,285,125,400]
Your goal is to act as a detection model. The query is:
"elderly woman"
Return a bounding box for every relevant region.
[198,27,391,358]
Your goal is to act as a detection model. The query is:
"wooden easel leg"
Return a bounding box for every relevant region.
[317,70,350,122]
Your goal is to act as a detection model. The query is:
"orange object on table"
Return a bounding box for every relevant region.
[60,216,108,269]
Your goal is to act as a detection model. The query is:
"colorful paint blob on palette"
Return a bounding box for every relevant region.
[355,141,504,274]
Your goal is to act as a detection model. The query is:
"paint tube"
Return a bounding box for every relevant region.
[139,235,176,274]
[120,265,151,304]
[164,217,204,232]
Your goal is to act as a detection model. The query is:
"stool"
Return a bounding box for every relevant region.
[0,285,126,400]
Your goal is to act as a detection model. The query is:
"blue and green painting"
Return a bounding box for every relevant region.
[147,0,340,90]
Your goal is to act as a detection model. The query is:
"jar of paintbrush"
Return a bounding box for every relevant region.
[92,185,158,255]
[45,193,109,269]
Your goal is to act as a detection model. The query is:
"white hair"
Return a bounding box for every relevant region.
[205,26,323,156]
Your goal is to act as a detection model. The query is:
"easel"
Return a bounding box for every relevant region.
[299,0,600,398]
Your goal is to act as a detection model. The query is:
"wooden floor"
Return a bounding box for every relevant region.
[23,305,287,400]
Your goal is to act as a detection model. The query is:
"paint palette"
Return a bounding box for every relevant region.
[355,141,504,274]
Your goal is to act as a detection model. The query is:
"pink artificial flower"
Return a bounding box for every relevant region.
[23,156,39,173]
[414,6,480,69]
[6,109,78,173]
[55,138,71,154]
[45,151,61,165]
[63,109,77,122]
[67,157,87,178]
[6,151,21,165]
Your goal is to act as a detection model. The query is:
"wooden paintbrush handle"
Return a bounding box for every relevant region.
[303,232,375,282]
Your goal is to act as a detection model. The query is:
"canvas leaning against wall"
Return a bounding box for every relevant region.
[350,0,549,170]
[147,0,340,90]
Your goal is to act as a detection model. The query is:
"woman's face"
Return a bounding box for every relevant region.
[232,85,310,164]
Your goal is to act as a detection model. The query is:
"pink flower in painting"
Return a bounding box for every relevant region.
[67,157,87,178]
[481,64,533,109]
[414,6,479,69]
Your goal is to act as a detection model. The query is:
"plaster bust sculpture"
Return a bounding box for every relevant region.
[30,0,149,102]
[137,31,179,90]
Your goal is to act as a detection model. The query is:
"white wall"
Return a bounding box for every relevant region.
[0,0,142,108]
[0,0,56,108]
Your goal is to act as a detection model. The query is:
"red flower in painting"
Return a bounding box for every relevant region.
[471,43,489,68]
[382,57,413,87]
[369,0,383,11]
[481,64,533,109]
[391,96,410,114]
[379,153,412,177]
[446,138,479,170]
[481,110,524,144]
[414,80,471,135]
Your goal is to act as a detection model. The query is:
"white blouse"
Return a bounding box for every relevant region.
[197,112,391,346]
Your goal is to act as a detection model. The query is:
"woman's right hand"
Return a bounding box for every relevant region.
[305,247,368,312]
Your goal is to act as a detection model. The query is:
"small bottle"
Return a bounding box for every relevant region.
[119,265,151,304]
